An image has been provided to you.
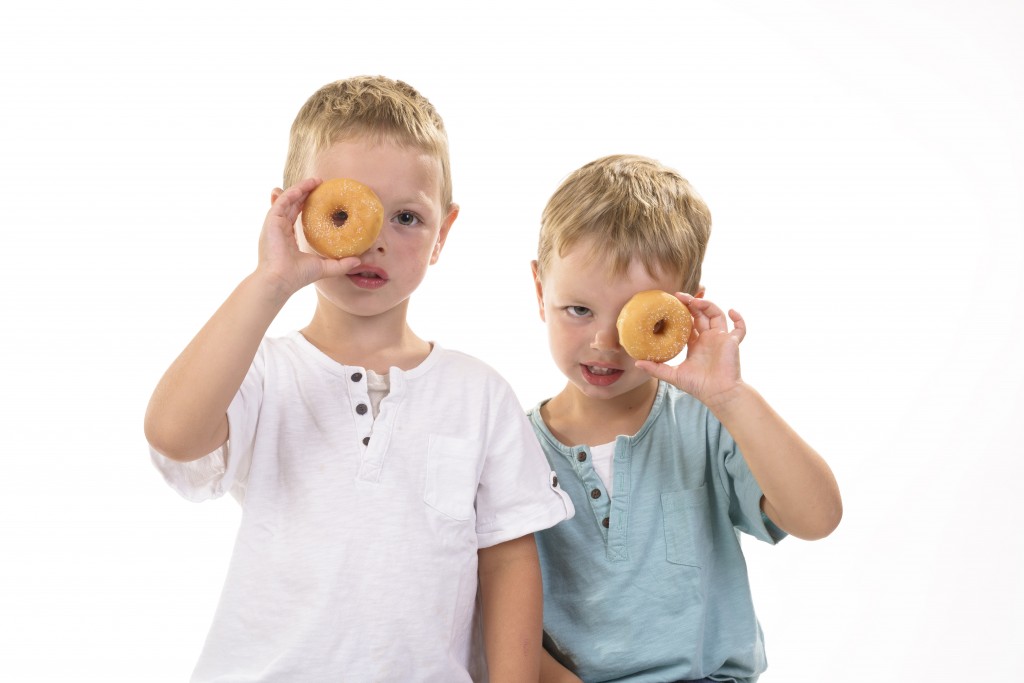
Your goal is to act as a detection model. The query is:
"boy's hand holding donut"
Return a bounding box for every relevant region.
[635,294,747,411]
[257,178,360,299]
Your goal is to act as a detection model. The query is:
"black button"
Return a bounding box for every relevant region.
[552,475,559,487]
[602,517,610,528]
[590,489,601,499]
[362,436,370,446]
[577,451,587,462]
[351,372,363,382]
[356,403,368,415]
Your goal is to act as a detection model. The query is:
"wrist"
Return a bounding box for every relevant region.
[704,381,760,421]
[244,269,297,310]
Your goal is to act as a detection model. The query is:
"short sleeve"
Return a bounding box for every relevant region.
[474,384,574,548]
[148,345,265,504]
[714,422,786,545]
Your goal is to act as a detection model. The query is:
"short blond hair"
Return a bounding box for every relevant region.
[537,155,711,295]
[283,76,452,207]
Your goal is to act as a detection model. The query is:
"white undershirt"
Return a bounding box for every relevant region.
[590,441,616,497]
[366,369,390,419]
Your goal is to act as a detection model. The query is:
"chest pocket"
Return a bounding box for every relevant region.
[423,435,481,522]
[661,487,713,567]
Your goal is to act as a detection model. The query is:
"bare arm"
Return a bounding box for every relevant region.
[144,179,357,461]
[144,273,289,461]
[478,534,544,683]
[638,294,842,540]
[711,383,841,539]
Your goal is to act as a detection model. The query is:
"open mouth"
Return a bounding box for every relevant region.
[581,364,623,385]
[348,270,388,289]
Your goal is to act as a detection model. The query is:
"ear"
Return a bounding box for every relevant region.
[430,203,459,265]
[531,260,547,322]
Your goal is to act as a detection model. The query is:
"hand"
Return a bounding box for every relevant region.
[256,178,359,297]
[636,293,746,409]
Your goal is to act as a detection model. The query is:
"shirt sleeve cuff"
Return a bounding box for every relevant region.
[149,443,230,503]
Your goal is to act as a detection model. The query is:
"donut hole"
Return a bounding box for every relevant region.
[330,210,349,227]
[652,319,667,336]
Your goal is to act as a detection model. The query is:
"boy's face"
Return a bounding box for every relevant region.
[299,137,458,318]
[533,239,684,404]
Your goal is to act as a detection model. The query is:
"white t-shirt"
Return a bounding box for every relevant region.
[151,333,574,682]
[590,441,616,496]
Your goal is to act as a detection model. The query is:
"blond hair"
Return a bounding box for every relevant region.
[537,155,711,295]
[283,76,452,207]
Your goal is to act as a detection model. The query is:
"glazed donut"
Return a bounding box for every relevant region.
[616,290,693,363]
[301,178,384,258]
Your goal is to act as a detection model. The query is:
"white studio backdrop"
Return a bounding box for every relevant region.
[1,1,1021,680]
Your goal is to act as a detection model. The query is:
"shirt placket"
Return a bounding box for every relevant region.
[346,369,380,482]
[606,436,631,561]
[568,444,629,562]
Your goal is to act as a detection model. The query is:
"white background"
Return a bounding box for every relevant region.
[2,1,1022,680]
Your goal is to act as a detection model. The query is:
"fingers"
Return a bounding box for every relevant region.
[634,359,676,382]
[728,309,747,344]
[677,293,746,342]
[269,177,321,224]
[318,255,360,279]
[678,293,727,332]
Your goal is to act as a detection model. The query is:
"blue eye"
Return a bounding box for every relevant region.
[566,305,591,318]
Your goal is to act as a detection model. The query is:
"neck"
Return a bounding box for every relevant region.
[301,296,431,373]
[542,378,659,446]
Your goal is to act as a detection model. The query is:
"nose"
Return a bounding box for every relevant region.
[368,227,387,254]
[590,322,621,351]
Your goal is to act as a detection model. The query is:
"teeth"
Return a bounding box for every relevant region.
[587,366,616,376]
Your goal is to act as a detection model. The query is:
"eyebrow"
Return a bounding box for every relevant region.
[389,190,439,211]
[551,287,600,307]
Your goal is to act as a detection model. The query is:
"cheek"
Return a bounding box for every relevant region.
[401,234,440,262]
[548,322,579,354]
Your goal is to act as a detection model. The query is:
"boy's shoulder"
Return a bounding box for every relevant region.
[429,344,493,371]
[428,345,519,392]
[652,382,727,434]
[658,381,710,413]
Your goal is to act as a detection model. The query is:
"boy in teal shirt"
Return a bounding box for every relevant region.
[530,155,843,682]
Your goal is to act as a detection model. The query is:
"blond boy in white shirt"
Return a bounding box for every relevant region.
[145,76,572,682]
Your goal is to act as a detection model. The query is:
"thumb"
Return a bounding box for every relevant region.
[634,359,675,382]
[319,255,360,279]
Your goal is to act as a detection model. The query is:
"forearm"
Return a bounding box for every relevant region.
[711,383,842,539]
[478,534,543,682]
[144,272,290,461]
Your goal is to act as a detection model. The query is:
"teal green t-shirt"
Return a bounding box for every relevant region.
[530,382,786,683]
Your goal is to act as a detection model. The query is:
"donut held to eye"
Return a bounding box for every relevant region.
[301,178,384,258]
[616,290,693,363]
